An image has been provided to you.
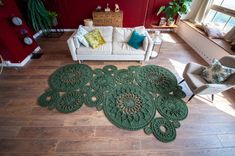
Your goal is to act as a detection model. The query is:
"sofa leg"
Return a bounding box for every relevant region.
[211,94,214,102]
[139,61,144,65]
[178,79,185,84]
[187,94,195,102]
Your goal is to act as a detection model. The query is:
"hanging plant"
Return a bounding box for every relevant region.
[27,0,57,33]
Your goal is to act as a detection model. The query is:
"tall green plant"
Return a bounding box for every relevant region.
[157,0,192,20]
[27,0,57,33]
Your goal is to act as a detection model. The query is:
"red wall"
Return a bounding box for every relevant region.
[44,0,173,28]
[45,0,150,28]
[0,0,37,63]
[145,0,173,27]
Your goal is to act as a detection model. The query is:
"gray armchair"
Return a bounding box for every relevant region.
[180,56,235,102]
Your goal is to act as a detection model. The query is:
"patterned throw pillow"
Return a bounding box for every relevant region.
[202,59,235,83]
[84,29,106,49]
[127,30,146,49]
[75,25,89,47]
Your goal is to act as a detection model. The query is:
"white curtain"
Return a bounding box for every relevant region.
[224,26,235,45]
[183,0,214,23]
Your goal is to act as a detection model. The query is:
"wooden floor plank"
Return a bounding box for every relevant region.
[0,32,235,155]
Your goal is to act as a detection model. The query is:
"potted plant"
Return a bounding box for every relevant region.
[157,0,192,26]
[27,0,58,33]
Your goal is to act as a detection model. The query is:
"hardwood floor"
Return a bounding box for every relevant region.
[0,32,235,156]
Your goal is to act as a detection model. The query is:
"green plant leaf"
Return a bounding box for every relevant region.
[156,6,165,16]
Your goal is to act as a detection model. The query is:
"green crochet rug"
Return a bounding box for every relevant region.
[38,64,188,142]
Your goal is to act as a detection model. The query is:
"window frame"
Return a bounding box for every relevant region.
[205,1,235,32]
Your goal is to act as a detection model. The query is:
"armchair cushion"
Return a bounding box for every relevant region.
[202,59,235,83]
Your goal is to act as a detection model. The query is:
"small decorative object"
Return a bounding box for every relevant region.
[105,3,110,12]
[96,5,102,11]
[23,37,33,45]
[11,16,23,26]
[20,28,33,46]
[115,4,120,12]
[159,17,166,26]
[84,19,93,27]
[0,0,4,6]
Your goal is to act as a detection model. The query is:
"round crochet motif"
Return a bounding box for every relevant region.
[56,91,83,113]
[38,90,60,110]
[49,64,93,91]
[93,68,105,76]
[91,74,114,91]
[114,69,135,84]
[104,85,156,130]
[103,65,118,76]
[156,95,188,121]
[151,117,176,142]
[128,66,140,75]
[82,86,104,107]
[136,65,177,94]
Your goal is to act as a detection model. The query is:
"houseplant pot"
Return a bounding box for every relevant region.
[167,18,175,26]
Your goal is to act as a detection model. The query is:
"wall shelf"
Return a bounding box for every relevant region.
[151,24,178,29]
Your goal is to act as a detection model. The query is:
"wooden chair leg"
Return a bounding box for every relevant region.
[178,79,185,84]
[187,94,195,102]
[211,94,214,102]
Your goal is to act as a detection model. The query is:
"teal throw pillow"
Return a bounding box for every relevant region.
[201,59,235,83]
[127,30,146,49]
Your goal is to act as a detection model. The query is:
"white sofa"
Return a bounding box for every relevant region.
[67,26,153,63]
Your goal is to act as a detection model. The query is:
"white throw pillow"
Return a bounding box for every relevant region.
[76,25,89,47]
[73,36,80,49]
[203,23,224,39]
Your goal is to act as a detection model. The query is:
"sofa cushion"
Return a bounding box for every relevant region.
[113,26,146,42]
[76,42,112,55]
[76,25,89,47]
[83,26,113,42]
[128,30,146,49]
[112,42,145,55]
[143,37,148,51]
[84,29,106,49]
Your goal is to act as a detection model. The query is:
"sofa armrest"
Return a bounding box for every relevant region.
[67,31,78,61]
[144,31,153,61]
[143,37,148,51]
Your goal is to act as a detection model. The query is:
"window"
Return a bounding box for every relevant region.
[204,0,235,32]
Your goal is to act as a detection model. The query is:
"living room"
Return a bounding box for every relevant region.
[0,0,235,155]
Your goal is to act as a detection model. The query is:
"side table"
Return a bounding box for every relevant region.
[151,35,163,58]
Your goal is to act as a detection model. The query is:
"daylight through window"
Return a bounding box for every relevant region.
[204,0,235,32]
